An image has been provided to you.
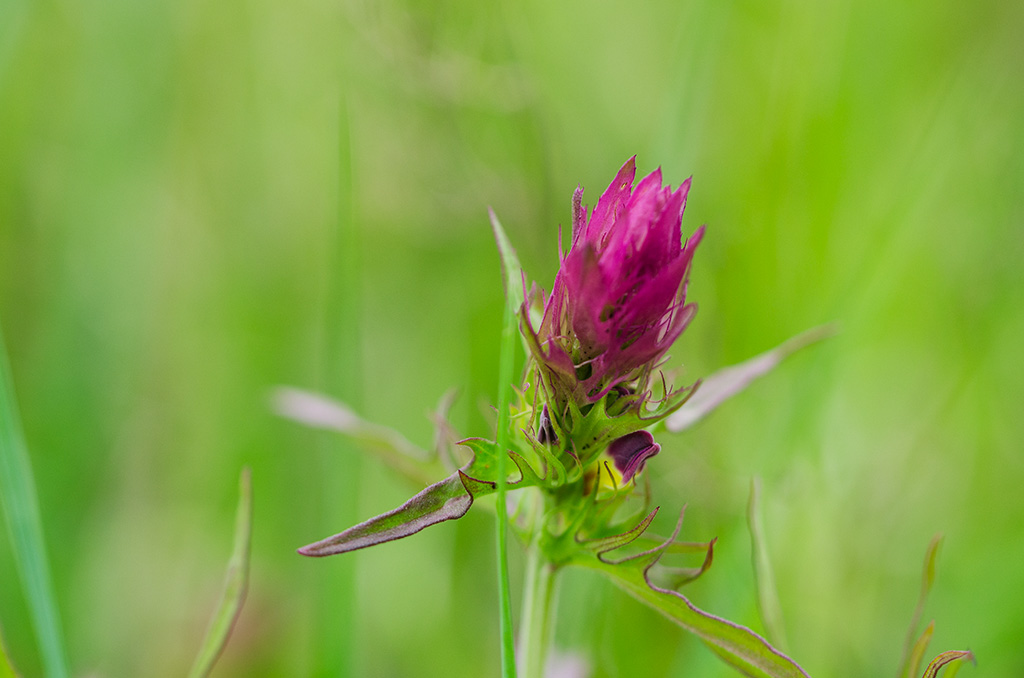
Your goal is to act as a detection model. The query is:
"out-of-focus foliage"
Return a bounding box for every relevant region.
[1,0,1021,676]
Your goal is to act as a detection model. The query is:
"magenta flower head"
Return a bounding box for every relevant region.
[526,157,704,411]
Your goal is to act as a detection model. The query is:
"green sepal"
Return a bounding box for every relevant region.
[578,507,660,559]
[647,537,716,591]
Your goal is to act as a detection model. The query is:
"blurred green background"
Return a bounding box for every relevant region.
[2,0,1023,675]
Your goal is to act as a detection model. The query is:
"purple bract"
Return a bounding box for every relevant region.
[528,156,704,407]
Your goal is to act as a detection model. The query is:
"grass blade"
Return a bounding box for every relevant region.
[748,478,789,652]
[490,209,520,678]
[897,535,943,678]
[0,631,19,677]
[0,323,69,678]
[904,620,935,678]
[187,467,253,678]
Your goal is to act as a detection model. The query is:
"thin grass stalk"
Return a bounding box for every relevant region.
[494,272,519,678]
[0,322,69,678]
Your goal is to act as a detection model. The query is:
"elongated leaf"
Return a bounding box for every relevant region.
[589,560,809,678]
[573,514,810,678]
[272,386,437,485]
[897,535,943,678]
[748,478,789,652]
[299,470,492,556]
[489,208,525,314]
[0,324,69,678]
[904,621,935,678]
[490,207,521,678]
[666,325,835,432]
[187,467,253,678]
[920,650,974,678]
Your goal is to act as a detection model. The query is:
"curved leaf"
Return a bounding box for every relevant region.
[187,467,253,678]
[573,513,810,678]
[921,651,974,678]
[904,621,935,678]
[298,470,493,557]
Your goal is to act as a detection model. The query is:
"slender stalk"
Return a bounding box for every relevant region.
[0,322,69,678]
[518,545,559,678]
[494,284,518,677]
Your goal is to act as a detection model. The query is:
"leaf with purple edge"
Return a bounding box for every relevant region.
[572,511,811,678]
[298,470,493,557]
[920,651,974,678]
[647,537,716,590]
[665,325,835,433]
[298,443,545,557]
[578,507,660,558]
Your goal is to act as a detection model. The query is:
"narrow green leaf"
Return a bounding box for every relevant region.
[904,621,935,678]
[748,478,789,652]
[490,207,520,678]
[187,467,253,678]
[897,535,943,678]
[489,208,526,314]
[665,325,835,433]
[0,323,69,678]
[920,650,974,678]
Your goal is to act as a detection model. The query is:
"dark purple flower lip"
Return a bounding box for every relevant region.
[606,430,661,484]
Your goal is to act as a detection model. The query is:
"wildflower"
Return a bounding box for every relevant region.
[526,157,704,411]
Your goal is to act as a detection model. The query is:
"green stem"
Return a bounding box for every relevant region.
[494,266,518,677]
[518,544,559,678]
